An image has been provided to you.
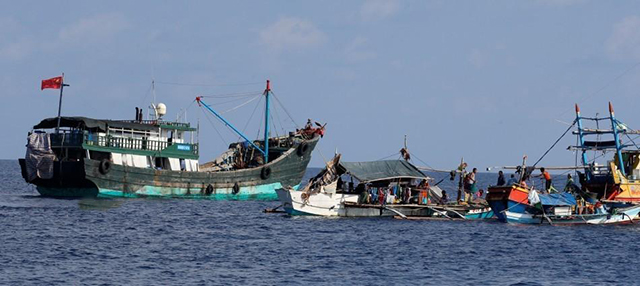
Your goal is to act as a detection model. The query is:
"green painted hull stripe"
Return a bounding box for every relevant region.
[95,183,300,201]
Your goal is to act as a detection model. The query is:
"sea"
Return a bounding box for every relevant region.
[2,159,640,285]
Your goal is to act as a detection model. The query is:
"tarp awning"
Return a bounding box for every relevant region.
[538,192,577,206]
[338,160,428,183]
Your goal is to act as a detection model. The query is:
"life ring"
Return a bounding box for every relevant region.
[261,167,272,180]
[297,142,309,157]
[301,192,309,200]
[205,184,214,196]
[99,159,112,175]
[232,182,240,195]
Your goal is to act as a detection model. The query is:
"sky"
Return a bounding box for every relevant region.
[2,0,640,170]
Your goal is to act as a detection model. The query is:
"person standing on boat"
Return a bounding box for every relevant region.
[497,171,505,186]
[464,168,477,203]
[537,167,552,191]
[506,174,517,186]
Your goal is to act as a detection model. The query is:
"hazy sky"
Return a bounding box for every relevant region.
[2,0,640,170]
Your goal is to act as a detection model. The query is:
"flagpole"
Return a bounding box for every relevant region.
[55,73,69,134]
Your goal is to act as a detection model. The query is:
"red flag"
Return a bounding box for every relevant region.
[41,76,63,90]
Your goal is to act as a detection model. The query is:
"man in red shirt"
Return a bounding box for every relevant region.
[538,167,552,191]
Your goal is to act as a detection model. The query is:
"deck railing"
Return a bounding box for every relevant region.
[49,131,198,156]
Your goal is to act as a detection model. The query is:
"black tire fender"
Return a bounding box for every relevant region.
[297,142,309,157]
[205,184,214,196]
[99,159,112,175]
[232,182,240,195]
[261,166,272,180]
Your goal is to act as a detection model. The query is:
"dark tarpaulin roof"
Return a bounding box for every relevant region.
[33,116,157,132]
[338,160,427,182]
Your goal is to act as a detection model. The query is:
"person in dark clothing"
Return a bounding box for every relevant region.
[440,190,448,205]
[497,170,505,186]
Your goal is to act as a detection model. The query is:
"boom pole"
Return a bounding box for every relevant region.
[609,102,626,176]
[575,104,591,180]
[196,97,266,156]
[264,80,270,163]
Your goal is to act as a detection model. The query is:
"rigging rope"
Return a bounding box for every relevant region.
[238,96,263,143]
[411,153,436,170]
[557,60,640,117]
[532,120,577,167]
[198,91,263,99]
[219,94,262,114]
[200,108,228,147]
[155,81,263,87]
[270,101,288,136]
[376,152,400,161]
[270,92,300,128]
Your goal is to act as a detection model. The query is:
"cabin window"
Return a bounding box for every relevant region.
[154,157,171,170]
[180,159,186,171]
[89,150,111,161]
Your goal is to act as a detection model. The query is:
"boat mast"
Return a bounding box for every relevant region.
[55,73,65,134]
[575,104,590,180]
[609,102,626,176]
[264,80,271,164]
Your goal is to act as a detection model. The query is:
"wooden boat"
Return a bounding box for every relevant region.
[18,81,322,200]
[572,103,640,203]
[276,154,493,219]
[487,163,640,225]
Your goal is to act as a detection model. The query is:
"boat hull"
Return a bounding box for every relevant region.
[503,206,640,225]
[277,188,494,218]
[20,136,318,200]
[276,188,360,216]
[487,185,530,223]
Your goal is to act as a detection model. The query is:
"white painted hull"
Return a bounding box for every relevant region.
[276,188,359,216]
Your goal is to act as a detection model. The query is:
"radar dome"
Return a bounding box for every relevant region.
[156,103,167,118]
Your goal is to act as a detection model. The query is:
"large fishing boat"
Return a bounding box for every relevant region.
[19,80,322,200]
[572,103,640,203]
[487,103,640,224]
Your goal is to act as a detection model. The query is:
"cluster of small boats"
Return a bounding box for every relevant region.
[19,77,640,225]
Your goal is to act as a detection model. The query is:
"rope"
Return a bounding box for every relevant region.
[376,152,400,161]
[155,81,263,87]
[270,101,288,135]
[625,133,640,150]
[238,95,263,142]
[200,108,228,146]
[198,91,263,99]
[139,81,153,108]
[411,153,435,170]
[532,120,576,167]
[557,59,640,117]
[219,94,262,114]
[270,92,300,128]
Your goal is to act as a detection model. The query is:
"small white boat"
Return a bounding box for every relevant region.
[276,154,437,217]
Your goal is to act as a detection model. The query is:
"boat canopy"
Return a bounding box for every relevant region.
[538,193,577,206]
[33,116,189,132]
[338,160,428,183]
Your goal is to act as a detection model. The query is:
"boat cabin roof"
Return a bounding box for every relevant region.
[337,160,428,183]
[33,116,195,132]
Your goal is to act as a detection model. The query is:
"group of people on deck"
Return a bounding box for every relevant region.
[359,185,414,205]
[495,168,581,195]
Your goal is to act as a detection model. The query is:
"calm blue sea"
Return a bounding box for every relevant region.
[2,159,640,285]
